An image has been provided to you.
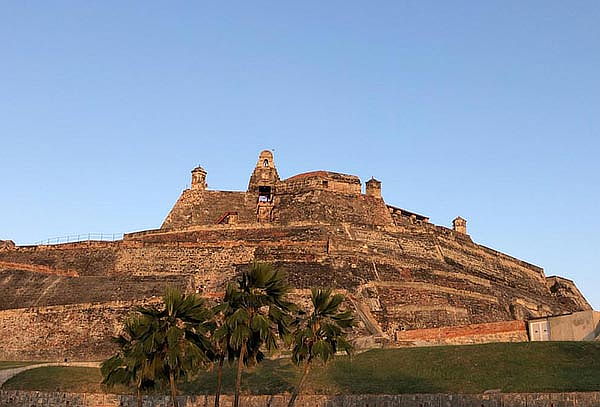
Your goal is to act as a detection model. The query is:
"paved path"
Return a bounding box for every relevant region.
[0,362,100,387]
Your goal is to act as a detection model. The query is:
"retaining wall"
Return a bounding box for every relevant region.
[1,391,600,406]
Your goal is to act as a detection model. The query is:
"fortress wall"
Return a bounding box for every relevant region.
[0,270,189,310]
[161,190,256,229]
[127,224,327,244]
[372,283,506,331]
[273,190,393,226]
[432,234,590,316]
[0,151,591,360]
[0,242,119,276]
[253,241,329,263]
[438,236,546,285]
[320,224,587,334]
[0,300,157,361]
[114,245,255,292]
[270,261,372,290]
[116,226,329,292]
[276,176,330,194]
[0,261,77,277]
[546,276,592,311]
[277,172,362,195]
[0,220,589,351]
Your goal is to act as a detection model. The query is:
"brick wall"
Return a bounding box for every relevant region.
[394,320,528,346]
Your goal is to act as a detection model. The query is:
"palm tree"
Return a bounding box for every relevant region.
[136,288,215,407]
[220,262,294,407]
[101,316,157,407]
[209,304,234,407]
[287,288,355,407]
[211,302,270,407]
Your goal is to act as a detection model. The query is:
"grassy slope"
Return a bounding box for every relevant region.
[2,367,105,393]
[3,342,600,394]
[0,361,41,370]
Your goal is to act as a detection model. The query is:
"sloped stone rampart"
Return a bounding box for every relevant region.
[0,261,77,276]
[0,270,188,310]
[0,206,592,360]
[0,221,591,357]
[1,391,599,407]
[161,190,257,229]
[0,300,158,361]
[0,242,118,276]
[272,189,393,226]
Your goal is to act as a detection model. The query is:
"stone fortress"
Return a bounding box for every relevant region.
[0,150,592,360]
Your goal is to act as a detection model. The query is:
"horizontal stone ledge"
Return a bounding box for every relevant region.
[366,281,500,303]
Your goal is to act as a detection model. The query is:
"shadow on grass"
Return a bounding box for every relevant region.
[2,367,110,393]
[326,352,445,394]
[180,358,298,395]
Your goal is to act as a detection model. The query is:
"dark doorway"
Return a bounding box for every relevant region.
[258,186,271,202]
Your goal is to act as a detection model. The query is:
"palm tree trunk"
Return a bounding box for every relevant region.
[214,356,224,407]
[288,362,311,407]
[233,344,246,407]
[136,387,142,407]
[169,371,179,407]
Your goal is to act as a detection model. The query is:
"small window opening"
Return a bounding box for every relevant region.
[322,180,329,188]
[258,186,272,202]
[263,159,269,167]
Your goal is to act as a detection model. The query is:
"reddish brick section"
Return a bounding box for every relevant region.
[394,320,528,346]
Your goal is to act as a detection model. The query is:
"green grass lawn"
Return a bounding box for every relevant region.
[0,361,43,370]
[1,366,119,394]
[3,342,600,394]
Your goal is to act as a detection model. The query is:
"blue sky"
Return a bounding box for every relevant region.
[1,2,598,308]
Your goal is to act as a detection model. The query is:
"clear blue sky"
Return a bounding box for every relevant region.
[1,2,598,308]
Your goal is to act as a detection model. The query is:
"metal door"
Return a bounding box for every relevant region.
[530,320,550,341]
